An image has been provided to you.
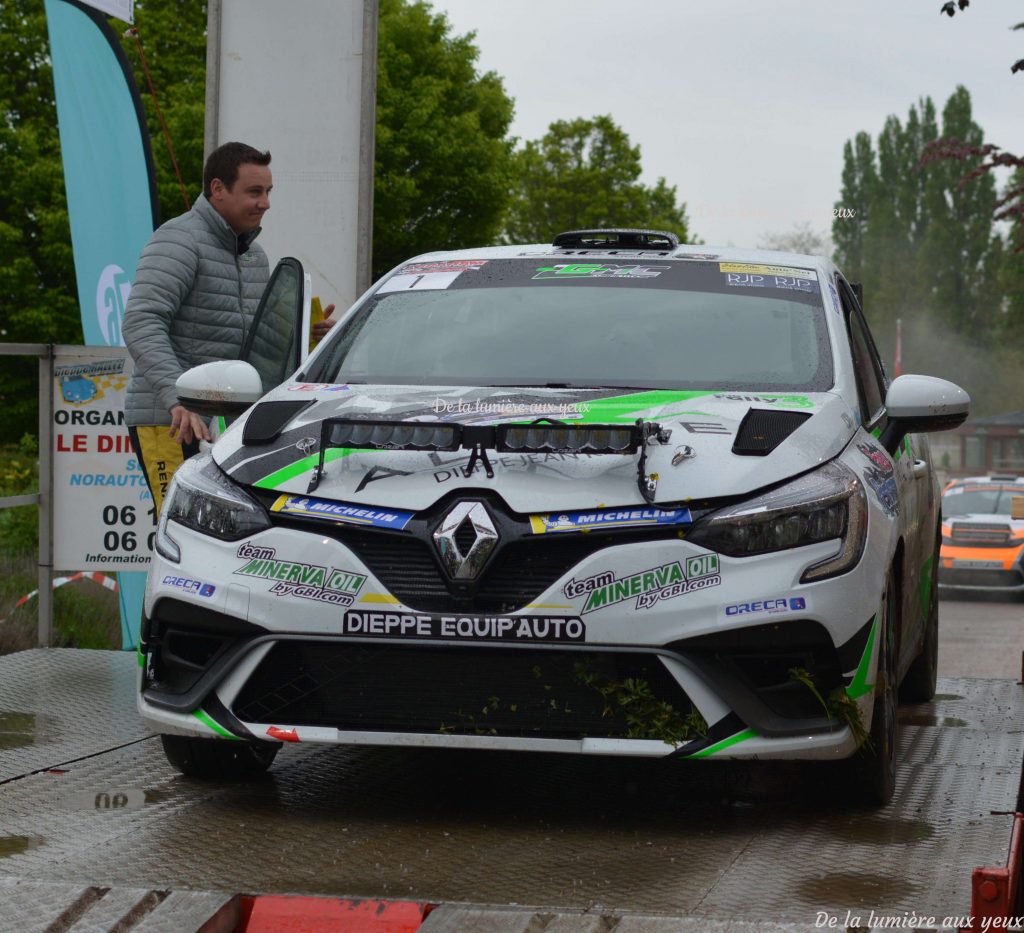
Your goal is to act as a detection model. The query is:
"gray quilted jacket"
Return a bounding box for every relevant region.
[122,194,269,426]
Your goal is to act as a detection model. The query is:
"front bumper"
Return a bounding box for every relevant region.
[139,510,885,761]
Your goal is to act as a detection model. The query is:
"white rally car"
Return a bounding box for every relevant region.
[140,229,969,804]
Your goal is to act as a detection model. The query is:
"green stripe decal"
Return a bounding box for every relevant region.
[566,390,717,423]
[686,727,758,759]
[192,708,240,739]
[846,615,878,699]
[254,447,355,489]
[919,555,934,612]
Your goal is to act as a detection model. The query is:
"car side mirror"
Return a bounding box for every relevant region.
[176,360,264,417]
[878,374,970,456]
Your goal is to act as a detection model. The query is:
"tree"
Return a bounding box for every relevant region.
[0,0,83,436]
[834,89,1000,332]
[832,87,1011,414]
[926,2,1024,246]
[758,222,832,257]
[117,0,208,222]
[2,0,517,435]
[373,0,515,278]
[503,115,693,244]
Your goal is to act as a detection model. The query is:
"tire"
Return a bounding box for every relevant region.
[160,733,279,779]
[853,573,899,806]
[901,528,940,703]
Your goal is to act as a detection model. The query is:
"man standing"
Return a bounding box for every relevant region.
[122,141,274,512]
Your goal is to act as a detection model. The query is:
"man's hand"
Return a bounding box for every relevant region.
[169,405,211,445]
[312,303,337,344]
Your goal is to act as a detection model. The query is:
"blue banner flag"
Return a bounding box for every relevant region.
[45,0,158,648]
[45,0,158,347]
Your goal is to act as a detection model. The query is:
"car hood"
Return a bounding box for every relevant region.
[214,385,857,512]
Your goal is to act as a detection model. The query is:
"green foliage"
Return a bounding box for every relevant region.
[789,666,869,750]
[0,440,38,555]
[503,115,693,245]
[373,0,515,278]
[573,660,707,746]
[0,437,119,654]
[0,0,207,440]
[0,552,121,655]
[832,87,1016,416]
[0,1,82,438]
[116,0,208,222]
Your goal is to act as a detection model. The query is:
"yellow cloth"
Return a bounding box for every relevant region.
[131,426,190,514]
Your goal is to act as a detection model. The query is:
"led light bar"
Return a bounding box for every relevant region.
[326,419,459,451]
[306,416,669,496]
[497,423,640,454]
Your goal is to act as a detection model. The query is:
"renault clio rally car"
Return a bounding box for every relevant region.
[939,475,1024,595]
[140,229,969,804]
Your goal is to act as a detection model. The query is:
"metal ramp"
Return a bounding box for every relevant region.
[1,648,1021,931]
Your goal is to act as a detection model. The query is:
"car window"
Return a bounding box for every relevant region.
[943,485,1023,517]
[242,258,303,393]
[310,258,834,392]
[837,277,886,425]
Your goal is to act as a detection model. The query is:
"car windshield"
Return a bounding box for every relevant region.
[308,258,833,391]
[942,485,1024,517]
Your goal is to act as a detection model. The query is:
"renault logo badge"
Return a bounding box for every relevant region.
[433,501,498,580]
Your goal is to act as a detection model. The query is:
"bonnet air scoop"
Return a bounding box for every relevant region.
[731,408,812,457]
[242,399,315,445]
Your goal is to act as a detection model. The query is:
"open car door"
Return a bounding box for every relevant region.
[239,256,312,393]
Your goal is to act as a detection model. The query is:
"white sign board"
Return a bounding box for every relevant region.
[52,346,154,571]
[206,0,377,310]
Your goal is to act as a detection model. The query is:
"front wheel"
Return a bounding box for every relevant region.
[853,573,899,806]
[160,734,279,779]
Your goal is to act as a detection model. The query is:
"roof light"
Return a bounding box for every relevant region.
[551,228,680,250]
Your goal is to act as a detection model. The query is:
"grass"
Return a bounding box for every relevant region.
[0,438,122,655]
[0,552,122,654]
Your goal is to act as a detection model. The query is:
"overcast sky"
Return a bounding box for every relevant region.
[431,0,1021,250]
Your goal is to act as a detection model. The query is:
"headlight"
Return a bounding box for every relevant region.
[157,453,270,560]
[686,460,867,582]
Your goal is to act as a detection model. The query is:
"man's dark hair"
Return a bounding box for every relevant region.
[203,142,272,197]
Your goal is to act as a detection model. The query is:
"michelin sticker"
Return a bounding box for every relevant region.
[234,543,367,607]
[530,507,692,535]
[271,495,414,531]
[566,554,721,614]
[723,596,807,620]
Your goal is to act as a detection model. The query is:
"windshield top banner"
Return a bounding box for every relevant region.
[378,257,822,304]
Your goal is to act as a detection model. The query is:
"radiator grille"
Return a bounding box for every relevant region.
[232,641,696,741]
[950,523,1014,547]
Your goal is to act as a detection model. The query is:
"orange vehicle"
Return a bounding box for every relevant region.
[939,475,1024,595]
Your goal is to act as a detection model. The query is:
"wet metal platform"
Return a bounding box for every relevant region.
[1,648,1021,931]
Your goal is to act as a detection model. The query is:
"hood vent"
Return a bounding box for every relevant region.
[732,408,811,457]
[242,399,314,445]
